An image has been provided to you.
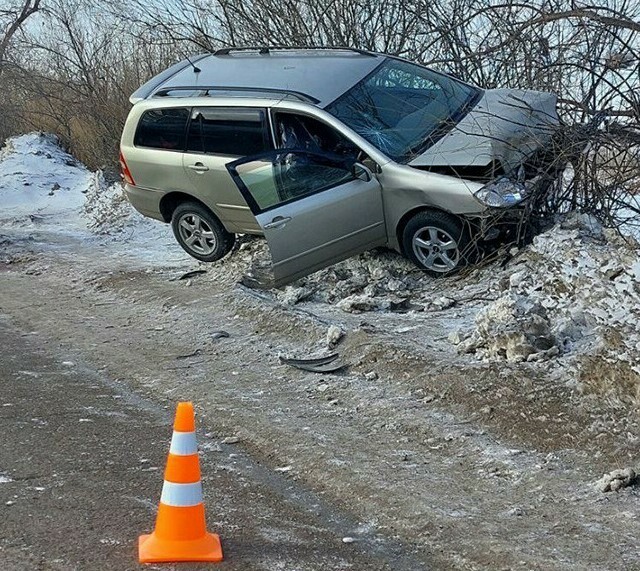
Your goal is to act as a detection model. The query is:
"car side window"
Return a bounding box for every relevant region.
[134,108,190,150]
[230,151,356,213]
[187,107,270,156]
[274,112,361,160]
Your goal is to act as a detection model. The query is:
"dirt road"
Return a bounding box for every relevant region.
[0,314,435,571]
[1,228,639,570]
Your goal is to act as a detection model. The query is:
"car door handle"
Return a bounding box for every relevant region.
[187,162,209,173]
[263,216,291,230]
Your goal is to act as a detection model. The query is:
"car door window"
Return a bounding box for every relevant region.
[274,112,361,160]
[229,151,356,213]
[186,107,271,156]
[134,108,190,150]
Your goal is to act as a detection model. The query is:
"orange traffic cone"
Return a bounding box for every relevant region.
[138,402,223,563]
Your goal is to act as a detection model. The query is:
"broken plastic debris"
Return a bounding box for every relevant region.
[210,330,230,340]
[279,353,347,373]
[179,269,206,280]
[172,269,207,281]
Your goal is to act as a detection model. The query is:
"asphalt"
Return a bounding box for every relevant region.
[0,315,433,571]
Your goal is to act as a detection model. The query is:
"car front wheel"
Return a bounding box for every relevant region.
[402,210,472,277]
[171,202,235,262]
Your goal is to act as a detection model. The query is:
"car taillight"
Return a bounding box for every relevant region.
[119,150,136,186]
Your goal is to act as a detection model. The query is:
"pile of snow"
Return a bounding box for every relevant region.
[0,133,181,264]
[595,468,637,493]
[0,133,93,228]
[82,173,140,234]
[272,250,425,311]
[0,132,146,234]
[454,214,640,371]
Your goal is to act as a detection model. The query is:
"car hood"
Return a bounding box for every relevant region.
[408,88,559,174]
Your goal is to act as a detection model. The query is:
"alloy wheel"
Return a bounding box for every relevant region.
[177,213,218,256]
[412,226,460,273]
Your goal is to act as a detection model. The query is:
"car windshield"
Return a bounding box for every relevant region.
[326,59,480,163]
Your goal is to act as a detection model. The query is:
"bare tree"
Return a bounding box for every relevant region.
[0,0,42,141]
[0,0,41,68]
[2,0,638,237]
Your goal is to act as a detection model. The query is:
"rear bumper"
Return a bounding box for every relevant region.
[124,184,166,222]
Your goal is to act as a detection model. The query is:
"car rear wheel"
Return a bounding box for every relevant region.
[171,202,235,262]
[402,210,472,277]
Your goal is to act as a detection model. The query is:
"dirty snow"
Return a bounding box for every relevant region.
[595,468,637,492]
[453,214,640,376]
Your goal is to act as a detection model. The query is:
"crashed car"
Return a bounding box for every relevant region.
[119,47,560,285]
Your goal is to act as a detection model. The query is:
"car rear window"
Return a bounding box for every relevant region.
[134,108,190,150]
[186,107,270,156]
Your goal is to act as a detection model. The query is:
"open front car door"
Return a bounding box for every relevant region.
[227,150,386,288]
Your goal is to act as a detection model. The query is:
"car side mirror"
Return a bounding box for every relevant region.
[353,163,372,182]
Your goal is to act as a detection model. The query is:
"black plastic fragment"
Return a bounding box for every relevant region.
[279,353,347,373]
[179,269,207,280]
[210,330,230,340]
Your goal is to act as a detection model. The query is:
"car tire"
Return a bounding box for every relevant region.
[171,202,235,262]
[402,210,473,277]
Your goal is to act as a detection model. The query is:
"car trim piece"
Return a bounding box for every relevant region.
[155,85,320,104]
[216,203,251,211]
[213,46,377,57]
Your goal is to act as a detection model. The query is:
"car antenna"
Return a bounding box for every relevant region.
[185,56,201,73]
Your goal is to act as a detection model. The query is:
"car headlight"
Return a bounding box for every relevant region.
[474,178,528,208]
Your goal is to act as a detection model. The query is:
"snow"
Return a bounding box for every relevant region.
[0,132,188,266]
[0,133,89,228]
[455,213,640,393]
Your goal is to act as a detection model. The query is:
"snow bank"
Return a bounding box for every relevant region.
[0,132,179,263]
[0,133,93,227]
[456,214,640,373]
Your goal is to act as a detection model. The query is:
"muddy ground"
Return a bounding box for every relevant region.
[1,227,639,571]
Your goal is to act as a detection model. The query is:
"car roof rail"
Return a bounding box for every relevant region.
[212,46,377,57]
[154,85,320,104]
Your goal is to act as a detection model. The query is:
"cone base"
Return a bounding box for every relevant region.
[138,531,223,563]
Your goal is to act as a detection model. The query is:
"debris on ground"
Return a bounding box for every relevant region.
[175,349,202,360]
[177,269,207,281]
[210,330,230,340]
[280,353,347,373]
[326,325,344,347]
[595,468,637,492]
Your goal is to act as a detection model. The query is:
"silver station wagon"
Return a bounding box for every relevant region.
[120,47,559,286]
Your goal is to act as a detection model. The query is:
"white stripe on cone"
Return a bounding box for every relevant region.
[160,481,203,507]
[169,431,198,456]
